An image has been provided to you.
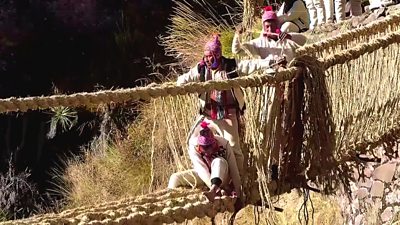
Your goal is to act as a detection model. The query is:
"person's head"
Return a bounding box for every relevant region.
[203,34,222,69]
[261,6,279,34]
[197,121,217,153]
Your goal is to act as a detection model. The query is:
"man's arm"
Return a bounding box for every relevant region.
[177,65,200,85]
[285,33,307,46]
[232,32,243,55]
[188,146,212,188]
[236,58,274,75]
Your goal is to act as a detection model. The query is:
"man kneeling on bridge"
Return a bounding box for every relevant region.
[168,122,242,205]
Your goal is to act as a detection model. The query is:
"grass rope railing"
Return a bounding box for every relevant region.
[0,189,235,225]
[296,13,400,56]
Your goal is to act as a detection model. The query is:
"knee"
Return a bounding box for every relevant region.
[280,22,290,32]
[168,173,180,189]
[211,157,228,168]
[281,22,299,33]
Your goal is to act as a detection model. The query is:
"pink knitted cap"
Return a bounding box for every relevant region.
[197,121,216,146]
[204,34,222,56]
[261,6,277,22]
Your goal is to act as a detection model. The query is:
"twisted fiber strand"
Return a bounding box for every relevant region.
[321,30,400,69]
[45,194,205,225]
[325,37,400,157]
[86,196,234,225]
[340,95,400,156]
[0,69,298,113]
[59,189,197,217]
[296,14,400,56]
[6,189,202,224]
[342,121,400,162]
[4,191,235,225]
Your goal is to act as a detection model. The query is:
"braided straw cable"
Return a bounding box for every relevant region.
[1,189,236,225]
[0,68,298,114]
[296,14,400,56]
[0,189,189,224]
[320,30,400,69]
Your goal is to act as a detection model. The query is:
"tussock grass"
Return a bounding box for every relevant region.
[60,103,154,208]
[62,143,150,208]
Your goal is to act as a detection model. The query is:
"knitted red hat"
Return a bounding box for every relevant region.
[204,34,222,56]
[261,6,278,22]
[197,121,216,146]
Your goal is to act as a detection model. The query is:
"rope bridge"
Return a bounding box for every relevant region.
[2,13,400,225]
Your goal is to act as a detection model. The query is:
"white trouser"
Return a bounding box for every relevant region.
[168,158,229,189]
[369,0,381,9]
[189,114,244,176]
[349,0,362,16]
[281,22,300,33]
[335,0,346,22]
[324,0,334,22]
[305,0,326,28]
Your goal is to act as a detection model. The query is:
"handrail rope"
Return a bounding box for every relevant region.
[2,189,236,225]
[0,68,298,113]
[42,193,205,223]
[21,189,202,223]
[296,14,400,56]
[1,11,399,225]
[320,30,400,69]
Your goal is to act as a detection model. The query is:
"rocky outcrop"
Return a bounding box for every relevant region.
[339,148,400,224]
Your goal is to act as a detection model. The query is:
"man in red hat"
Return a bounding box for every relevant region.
[232,6,307,64]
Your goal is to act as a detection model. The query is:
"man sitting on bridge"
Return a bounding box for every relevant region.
[168,122,242,205]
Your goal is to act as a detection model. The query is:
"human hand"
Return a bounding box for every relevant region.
[276,66,286,72]
[235,24,245,34]
[276,56,287,67]
[203,190,217,202]
[271,56,287,70]
[263,32,279,40]
[278,32,292,41]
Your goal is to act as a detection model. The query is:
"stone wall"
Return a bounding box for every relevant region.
[338,148,400,224]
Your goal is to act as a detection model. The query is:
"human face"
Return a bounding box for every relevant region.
[263,20,278,34]
[204,50,214,67]
[203,50,221,68]
[199,143,216,154]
